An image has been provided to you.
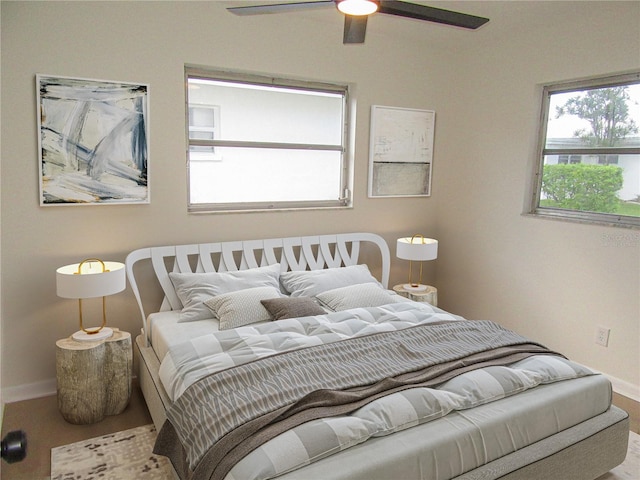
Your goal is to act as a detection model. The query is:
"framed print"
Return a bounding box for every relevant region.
[37,74,149,205]
[368,105,435,198]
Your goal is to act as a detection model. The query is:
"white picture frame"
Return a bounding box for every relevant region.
[368,105,435,198]
[37,74,150,206]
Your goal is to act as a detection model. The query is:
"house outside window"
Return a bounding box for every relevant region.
[530,72,640,227]
[185,66,351,212]
[189,105,221,161]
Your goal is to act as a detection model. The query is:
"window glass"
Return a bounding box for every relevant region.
[189,147,342,204]
[186,68,350,212]
[531,73,640,227]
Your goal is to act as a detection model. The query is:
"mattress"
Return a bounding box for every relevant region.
[148,311,220,362]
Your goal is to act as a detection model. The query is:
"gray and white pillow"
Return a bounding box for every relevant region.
[169,264,281,322]
[315,283,397,311]
[204,286,282,330]
[280,265,380,297]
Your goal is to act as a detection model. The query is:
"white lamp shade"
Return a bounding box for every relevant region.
[396,237,438,261]
[56,261,126,299]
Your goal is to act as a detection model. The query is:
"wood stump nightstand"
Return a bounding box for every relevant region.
[393,284,438,306]
[56,329,132,424]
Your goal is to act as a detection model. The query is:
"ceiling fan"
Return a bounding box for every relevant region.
[227,0,489,44]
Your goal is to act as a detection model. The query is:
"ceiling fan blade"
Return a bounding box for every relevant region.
[378,1,489,29]
[228,0,334,16]
[343,15,367,44]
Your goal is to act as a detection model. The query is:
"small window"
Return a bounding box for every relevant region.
[598,154,619,165]
[188,105,221,161]
[185,66,351,212]
[530,72,640,227]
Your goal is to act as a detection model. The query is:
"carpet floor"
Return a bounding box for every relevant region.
[50,425,640,480]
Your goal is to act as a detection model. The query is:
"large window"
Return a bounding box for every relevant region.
[530,72,640,228]
[186,67,351,212]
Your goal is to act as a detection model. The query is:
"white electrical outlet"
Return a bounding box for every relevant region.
[595,326,610,347]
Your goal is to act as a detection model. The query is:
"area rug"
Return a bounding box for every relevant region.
[51,425,639,480]
[598,430,640,480]
[51,424,172,479]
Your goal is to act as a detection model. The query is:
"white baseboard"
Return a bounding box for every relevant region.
[2,375,141,405]
[2,378,56,404]
[609,375,640,403]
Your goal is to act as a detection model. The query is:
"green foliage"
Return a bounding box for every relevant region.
[555,86,638,147]
[541,164,624,213]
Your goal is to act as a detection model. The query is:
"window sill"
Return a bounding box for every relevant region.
[188,204,354,215]
[522,209,640,230]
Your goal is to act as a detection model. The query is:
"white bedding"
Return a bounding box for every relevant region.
[147,289,412,362]
[151,302,611,480]
[236,375,612,480]
[159,302,461,402]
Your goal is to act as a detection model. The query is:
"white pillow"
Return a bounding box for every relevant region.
[169,264,280,322]
[204,286,282,330]
[280,265,380,297]
[315,283,397,311]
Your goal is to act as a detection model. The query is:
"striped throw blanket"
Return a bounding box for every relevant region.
[154,303,568,480]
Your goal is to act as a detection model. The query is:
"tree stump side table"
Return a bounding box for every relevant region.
[56,329,132,425]
[393,284,438,307]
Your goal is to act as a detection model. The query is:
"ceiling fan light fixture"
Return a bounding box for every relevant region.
[337,0,378,16]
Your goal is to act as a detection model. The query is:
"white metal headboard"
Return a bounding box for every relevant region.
[125,232,390,339]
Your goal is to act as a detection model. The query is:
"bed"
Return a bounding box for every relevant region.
[125,232,629,480]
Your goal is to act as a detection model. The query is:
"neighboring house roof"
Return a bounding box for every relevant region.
[546,137,640,149]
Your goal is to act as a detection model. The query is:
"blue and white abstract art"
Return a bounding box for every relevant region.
[37,75,149,205]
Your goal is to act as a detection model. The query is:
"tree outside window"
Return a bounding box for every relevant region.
[532,73,640,227]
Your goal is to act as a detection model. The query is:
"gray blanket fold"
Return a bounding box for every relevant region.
[155,318,561,480]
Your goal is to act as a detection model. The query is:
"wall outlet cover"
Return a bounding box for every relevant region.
[595,326,610,347]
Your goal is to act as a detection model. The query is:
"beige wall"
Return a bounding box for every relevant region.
[1,0,442,395]
[1,1,638,399]
[435,2,639,395]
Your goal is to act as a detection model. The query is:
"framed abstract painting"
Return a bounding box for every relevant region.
[368,105,435,198]
[37,74,150,205]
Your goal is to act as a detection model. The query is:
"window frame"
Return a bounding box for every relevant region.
[529,72,640,228]
[185,66,352,213]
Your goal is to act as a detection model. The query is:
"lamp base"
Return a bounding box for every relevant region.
[402,283,428,292]
[72,327,113,342]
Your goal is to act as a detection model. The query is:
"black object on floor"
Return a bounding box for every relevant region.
[1,430,27,463]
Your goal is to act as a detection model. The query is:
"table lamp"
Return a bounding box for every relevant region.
[396,235,438,292]
[56,258,126,342]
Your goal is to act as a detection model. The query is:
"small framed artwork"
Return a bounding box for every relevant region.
[37,74,150,205]
[368,105,435,198]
